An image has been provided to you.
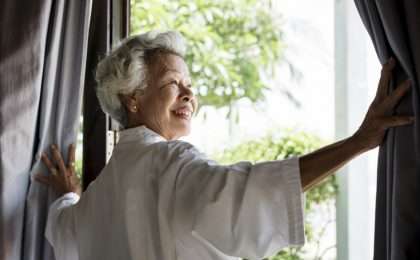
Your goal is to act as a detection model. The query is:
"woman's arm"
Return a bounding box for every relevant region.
[35,144,81,260]
[299,58,414,192]
[45,192,80,260]
[299,136,363,191]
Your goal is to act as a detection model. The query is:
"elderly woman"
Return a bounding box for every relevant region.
[35,31,412,260]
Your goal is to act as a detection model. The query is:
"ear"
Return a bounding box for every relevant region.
[118,93,139,113]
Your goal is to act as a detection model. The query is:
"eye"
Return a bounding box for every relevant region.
[168,80,181,88]
[160,80,178,89]
[169,80,178,85]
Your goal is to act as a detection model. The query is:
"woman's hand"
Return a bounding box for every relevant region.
[35,144,82,196]
[353,57,414,151]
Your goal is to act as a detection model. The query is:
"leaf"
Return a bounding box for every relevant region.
[130,0,285,111]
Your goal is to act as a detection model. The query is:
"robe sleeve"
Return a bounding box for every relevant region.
[159,141,305,259]
[45,192,80,260]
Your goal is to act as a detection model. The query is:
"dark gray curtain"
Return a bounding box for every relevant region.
[354,1,420,259]
[0,1,91,259]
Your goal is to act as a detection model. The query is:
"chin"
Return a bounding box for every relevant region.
[179,127,191,138]
[173,125,191,140]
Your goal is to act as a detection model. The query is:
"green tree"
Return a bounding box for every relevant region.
[131,0,284,108]
[216,131,338,259]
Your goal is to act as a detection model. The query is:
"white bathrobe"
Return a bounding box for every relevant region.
[45,125,305,260]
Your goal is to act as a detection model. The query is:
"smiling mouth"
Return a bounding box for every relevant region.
[172,108,192,120]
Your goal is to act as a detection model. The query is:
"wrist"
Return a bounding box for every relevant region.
[349,132,371,154]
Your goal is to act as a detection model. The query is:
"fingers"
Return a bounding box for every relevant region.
[51,145,67,175]
[41,153,56,174]
[382,57,396,72]
[381,115,415,129]
[34,173,50,186]
[376,57,396,100]
[383,79,411,110]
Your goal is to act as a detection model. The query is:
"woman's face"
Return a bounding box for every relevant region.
[135,53,197,140]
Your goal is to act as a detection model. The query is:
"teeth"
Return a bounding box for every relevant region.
[174,110,191,117]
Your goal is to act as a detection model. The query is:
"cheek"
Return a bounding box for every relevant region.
[156,90,177,117]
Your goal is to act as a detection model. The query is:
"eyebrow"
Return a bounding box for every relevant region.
[163,68,182,74]
[160,69,190,82]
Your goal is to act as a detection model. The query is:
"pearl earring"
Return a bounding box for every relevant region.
[132,105,137,112]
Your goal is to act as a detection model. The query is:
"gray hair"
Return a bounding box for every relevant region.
[95,30,186,127]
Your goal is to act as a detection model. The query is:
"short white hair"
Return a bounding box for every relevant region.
[95,30,186,127]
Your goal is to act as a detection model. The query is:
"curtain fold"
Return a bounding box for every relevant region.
[354,1,420,259]
[0,0,91,259]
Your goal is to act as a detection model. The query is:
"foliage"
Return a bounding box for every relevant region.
[216,131,338,259]
[75,158,82,179]
[131,0,284,108]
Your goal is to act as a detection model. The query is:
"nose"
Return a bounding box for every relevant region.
[179,85,194,103]
[182,95,191,102]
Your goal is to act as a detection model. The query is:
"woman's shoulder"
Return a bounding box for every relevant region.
[151,140,200,156]
[150,140,208,164]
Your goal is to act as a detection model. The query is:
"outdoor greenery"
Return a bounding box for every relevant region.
[75,158,82,179]
[131,0,284,108]
[216,131,338,259]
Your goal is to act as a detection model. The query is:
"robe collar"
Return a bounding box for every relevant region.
[118,125,167,145]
